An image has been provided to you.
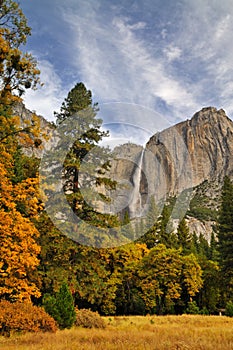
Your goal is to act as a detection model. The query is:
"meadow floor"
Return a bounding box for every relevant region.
[0,315,233,350]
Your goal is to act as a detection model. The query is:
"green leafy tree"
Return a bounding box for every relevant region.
[115,260,146,315]
[196,257,220,313]
[186,301,200,314]
[74,247,120,315]
[182,254,203,300]
[225,301,233,317]
[84,243,149,315]
[106,243,148,315]
[36,213,80,295]
[137,245,203,315]
[37,214,119,315]
[137,244,183,314]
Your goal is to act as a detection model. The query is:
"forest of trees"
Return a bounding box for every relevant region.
[0,0,232,333]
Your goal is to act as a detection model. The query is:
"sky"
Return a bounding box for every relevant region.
[20,0,233,145]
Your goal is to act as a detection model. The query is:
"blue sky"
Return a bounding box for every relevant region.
[21,0,233,145]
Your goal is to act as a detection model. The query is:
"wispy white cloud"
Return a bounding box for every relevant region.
[172,0,233,117]
[98,102,172,146]
[22,0,233,131]
[163,45,182,62]
[63,7,198,125]
[127,21,146,31]
[24,59,67,121]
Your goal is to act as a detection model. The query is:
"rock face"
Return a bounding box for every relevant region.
[108,107,233,219]
[144,107,233,198]
[13,102,54,158]
[101,143,144,216]
[186,216,215,242]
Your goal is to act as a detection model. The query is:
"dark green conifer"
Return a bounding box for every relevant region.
[43,282,76,329]
[176,218,192,254]
[217,176,233,300]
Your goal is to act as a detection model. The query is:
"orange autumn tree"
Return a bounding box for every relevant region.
[0,158,41,301]
[0,0,42,301]
[0,100,43,301]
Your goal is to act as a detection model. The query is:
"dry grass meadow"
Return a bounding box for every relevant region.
[0,315,232,350]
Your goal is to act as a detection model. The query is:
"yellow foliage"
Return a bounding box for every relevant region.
[0,208,41,301]
[0,0,43,302]
[0,300,57,336]
[0,110,42,301]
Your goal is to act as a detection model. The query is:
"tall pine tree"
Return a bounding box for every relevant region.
[43,282,76,329]
[55,82,117,217]
[217,176,233,300]
[176,218,192,255]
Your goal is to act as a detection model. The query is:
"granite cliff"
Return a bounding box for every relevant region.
[143,106,233,199]
[108,107,233,235]
[13,102,54,158]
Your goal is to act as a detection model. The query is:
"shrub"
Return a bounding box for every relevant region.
[43,282,76,330]
[199,307,209,315]
[75,308,106,329]
[185,301,200,315]
[0,300,57,337]
[225,301,233,317]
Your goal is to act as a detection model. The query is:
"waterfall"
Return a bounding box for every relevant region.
[129,149,144,217]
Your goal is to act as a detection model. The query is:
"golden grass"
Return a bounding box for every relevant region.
[0,315,233,350]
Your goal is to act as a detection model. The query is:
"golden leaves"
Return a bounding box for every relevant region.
[0,114,42,302]
[0,206,41,300]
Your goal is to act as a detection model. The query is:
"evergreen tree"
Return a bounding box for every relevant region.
[120,211,135,241]
[157,205,176,248]
[191,232,199,255]
[198,233,210,258]
[43,282,76,329]
[57,83,117,219]
[41,82,120,247]
[138,197,160,248]
[196,257,220,314]
[55,82,95,124]
[138,223,159,249]
[144,196,160,230]
[176,218,192,254]
[122,211,130,225]
[209,232,218,261]
[217,176,233,300]
[55,282,76,329]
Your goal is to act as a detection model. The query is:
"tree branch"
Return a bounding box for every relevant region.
[0,126,31,143]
